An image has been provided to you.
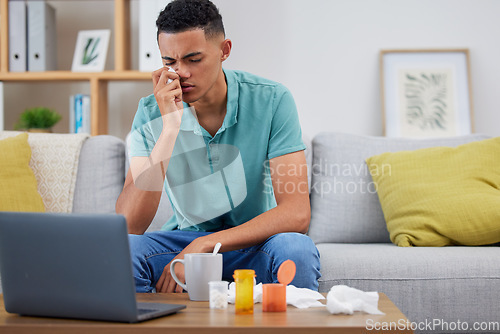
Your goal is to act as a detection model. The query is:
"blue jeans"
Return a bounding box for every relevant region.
[129,230,321,292]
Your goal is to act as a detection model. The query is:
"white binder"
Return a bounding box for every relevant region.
[27,0,57,71]
[8,0,28,72]
[139,0,170,72]
[82,94,91,134]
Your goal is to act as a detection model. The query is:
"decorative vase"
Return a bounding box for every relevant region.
[28,128,52,133]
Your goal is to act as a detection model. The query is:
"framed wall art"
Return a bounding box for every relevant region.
[71,30,111,72]
[380,49,474,138]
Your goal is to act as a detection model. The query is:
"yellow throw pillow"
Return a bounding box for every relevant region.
[366,137,500,247]
[0,133,45,212]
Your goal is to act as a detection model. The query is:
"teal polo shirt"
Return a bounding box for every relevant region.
[130,68,305,231]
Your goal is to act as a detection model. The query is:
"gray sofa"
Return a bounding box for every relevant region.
[2,133,499,333]
[308,133,500,333]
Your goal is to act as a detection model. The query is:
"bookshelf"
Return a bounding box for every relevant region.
[0,0,152,136]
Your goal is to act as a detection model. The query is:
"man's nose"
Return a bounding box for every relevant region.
[173,64,190,79]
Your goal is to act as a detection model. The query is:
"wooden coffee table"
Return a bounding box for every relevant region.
[0,293,413,333]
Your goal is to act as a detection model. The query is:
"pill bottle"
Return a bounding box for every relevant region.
[262,283,286,312]
[208,281,229,309]
[233,269,255,314]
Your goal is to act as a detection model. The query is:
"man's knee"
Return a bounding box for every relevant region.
[128,233,146,254]
[266,233,320,270]
[264,233,321,290]
[267,232,318,256]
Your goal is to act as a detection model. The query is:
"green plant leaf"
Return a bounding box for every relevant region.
[14,107,62,130]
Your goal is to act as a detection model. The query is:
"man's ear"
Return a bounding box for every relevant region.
[220,39,232,61]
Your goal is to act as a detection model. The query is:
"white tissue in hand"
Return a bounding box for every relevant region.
[166,66,176,84]
[326,285,384,315]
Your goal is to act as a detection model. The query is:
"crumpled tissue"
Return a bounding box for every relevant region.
[326,285,384,315]
[227,282,325,308]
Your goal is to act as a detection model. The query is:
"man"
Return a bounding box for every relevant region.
[116,0,320,293]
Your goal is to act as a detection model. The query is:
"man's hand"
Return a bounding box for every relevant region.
[155,238,212,293]
[152,67,184,116]
[156,252,186,293]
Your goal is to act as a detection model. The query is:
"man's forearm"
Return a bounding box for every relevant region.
[193,199,310,253]
[129,113,182,192]
[116,181,162,234]
[117,112,182,234]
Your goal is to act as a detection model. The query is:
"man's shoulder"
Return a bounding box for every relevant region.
[132,93,160,128]
[139,93,158,109]
[138,93,160,117]
[226,69,289,93]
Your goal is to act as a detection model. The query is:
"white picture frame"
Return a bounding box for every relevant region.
[71,30,111,72]
[380,49,474,138]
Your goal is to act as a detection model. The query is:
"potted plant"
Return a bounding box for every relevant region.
[14,107,62,133]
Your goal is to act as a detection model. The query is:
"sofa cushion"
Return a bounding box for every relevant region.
[367,137,500,247]
[308,132,490,244]
[316,243,500,330]
[72,136,126,213]
[0,133,45,212]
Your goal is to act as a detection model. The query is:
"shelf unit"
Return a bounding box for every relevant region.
[0,0,152,135]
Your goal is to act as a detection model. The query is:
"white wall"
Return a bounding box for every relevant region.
[217,0,500,138]
[4,0,500,139]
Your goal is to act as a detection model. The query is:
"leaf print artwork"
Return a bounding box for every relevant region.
[72,30,110,72]
[382,50,473,138]
[81,37,101,65]
[404,72,448,130]
[398,68,457,137]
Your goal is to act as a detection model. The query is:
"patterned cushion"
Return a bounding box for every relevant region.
[0,131,89,213]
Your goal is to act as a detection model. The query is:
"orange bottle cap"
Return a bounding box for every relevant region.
[277,260,296,286]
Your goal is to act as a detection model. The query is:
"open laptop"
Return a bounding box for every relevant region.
[0,211,186,323]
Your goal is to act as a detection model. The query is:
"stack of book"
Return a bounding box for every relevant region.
[8,0,57,72]
[69,95,91,134]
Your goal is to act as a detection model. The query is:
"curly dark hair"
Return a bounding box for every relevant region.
[156,0,225,40]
